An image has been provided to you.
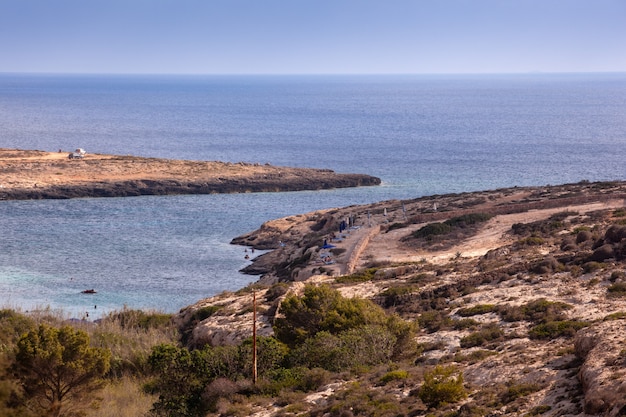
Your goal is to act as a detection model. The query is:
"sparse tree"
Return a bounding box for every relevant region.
[14,324,110,417]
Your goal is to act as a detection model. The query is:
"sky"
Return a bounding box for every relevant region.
[1,0,625,75]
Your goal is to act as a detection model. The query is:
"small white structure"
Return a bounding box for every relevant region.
[68,148,86,159]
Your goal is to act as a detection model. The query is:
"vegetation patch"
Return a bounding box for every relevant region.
[336,267,379,283]
[452,349,498,364]
[607,282,626,297]
[379,369,409,384]
[500,382,544,404]
[457,304,497,317]
[528,320,589,340]
[459,324,504,348]
[412,213,492,240]
[498,298,572,324]
[418,365,467,408]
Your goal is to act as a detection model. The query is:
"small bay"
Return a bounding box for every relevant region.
[1,73,625,318]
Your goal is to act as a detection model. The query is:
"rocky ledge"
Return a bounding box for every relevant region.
[0,148,380,200]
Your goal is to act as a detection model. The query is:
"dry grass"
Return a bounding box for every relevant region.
[86,377,155,417]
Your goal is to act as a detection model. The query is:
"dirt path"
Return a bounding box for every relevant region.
[354,200,626,268]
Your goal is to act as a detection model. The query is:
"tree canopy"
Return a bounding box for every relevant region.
[14,324,110,417]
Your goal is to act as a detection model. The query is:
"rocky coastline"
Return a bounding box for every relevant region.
[178,179,626,415]
[0,148,380,200]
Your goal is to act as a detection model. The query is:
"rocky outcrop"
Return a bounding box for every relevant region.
[0,173,380,200]
[575,320,626,416]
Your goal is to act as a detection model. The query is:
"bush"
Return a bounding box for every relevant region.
[459,324,504,348]
[452,318,480,330]
[457,304,496,317]
[418,310,452,333]
[528,320,589,340]
[104,308,173,330]
[308,381,403,417]
[274,284,390,347]
[582,261,605,273]
[500,382,543,404]
[603,311,626,321]
[590,244,614,262]
[379,285,418,306]
[413,222,452,239]
[444,213,492,228]
[335,267,378,283]
[264,282,290,302]
[289,324,397,372]
[412,213,492,240]
[380,369,408,384]
[498,298,572,324]
[607,282,626,297]
[519,236,545,246]
[418,365,467,408]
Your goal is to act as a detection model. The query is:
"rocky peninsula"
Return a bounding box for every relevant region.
[179,180,626,416]
[0,148,380,200]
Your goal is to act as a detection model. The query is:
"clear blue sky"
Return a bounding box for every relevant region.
[1,0,624,74]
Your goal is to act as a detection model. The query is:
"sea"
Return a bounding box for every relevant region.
[1,73,625,319]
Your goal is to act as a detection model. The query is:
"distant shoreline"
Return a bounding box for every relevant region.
[0,148,381,200]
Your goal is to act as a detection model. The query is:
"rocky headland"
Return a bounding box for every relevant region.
[0,148,380,200]
[178,180,626,416]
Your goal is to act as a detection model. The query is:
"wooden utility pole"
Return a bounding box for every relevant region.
[252,290,258,384]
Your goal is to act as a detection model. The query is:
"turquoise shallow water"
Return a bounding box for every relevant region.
[1,73,625,318]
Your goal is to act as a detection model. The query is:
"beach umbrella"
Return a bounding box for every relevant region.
[321,243,336,249]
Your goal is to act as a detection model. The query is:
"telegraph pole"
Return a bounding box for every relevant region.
[252,290,258,384]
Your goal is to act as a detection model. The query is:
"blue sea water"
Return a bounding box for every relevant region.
[1,73,625,318]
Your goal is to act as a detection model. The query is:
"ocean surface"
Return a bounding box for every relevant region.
[1,73,625,318]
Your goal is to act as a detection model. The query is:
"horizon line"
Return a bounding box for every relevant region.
[1,70,625,77]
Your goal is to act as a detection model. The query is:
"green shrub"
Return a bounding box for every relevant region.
[607,282,626,297]
[444,213,492,228]
[336,267,379,283]
[418,310,452,333]
[274,284,390,347]
[518,236,545,246]
[498,298,572,324]
[380,369,408,384]
[610,271,626,282]
[289,324,397,372]
[379,285,418,306]
[412,213,492,240]
[582,261,605,273]
[262,367,330,396]
[526,405,552,415]
[452,318,480,330]
[413,222,452,239]
[603,311,626,321]
[264,282,290,302]
[457,304,496,317]
[190,305,221,322]
[418,365,467,408]
[310,381,402,417]
[0,309,36,346]
[528,320,589,340]
[500,382,543,404]
[459,324,504,348]
[386,222,407,232]
[613,208,626,217]
[104,308,173,330]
